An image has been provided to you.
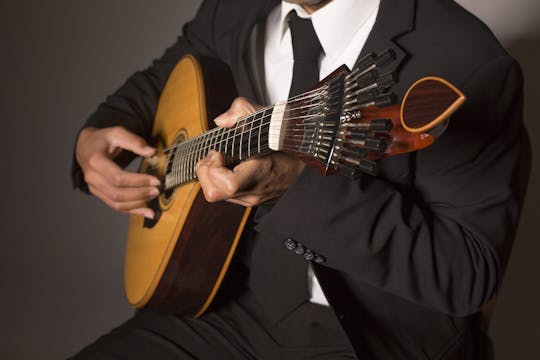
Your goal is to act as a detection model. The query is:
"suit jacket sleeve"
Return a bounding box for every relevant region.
[71,0,223,191]
[255,55,525,316]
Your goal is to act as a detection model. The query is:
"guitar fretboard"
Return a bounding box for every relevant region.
[164,106,275,189]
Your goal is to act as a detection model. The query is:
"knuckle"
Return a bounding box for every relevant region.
[87,154,101,169]
[232,97,246,107]
[203,192,215,203]
[111,202,124,211]
[109,191,122,202]
[112,173,125,187]
[224,181,239,196]
[204,188,220,203]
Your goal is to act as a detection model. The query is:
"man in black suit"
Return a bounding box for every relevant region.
[72,0,525,359]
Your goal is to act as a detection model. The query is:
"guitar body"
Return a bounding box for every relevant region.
[125,55,250,317]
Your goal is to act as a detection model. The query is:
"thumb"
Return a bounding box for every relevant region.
[214,97,259,128]
[107,127,156,158]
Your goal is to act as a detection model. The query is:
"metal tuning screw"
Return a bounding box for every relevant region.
[340,146,367,160]
[339,159,379,179]
[376,72,396,90]
[359,159,379,176]
[364,137,387,152]
[356,70,379,88]
[354,53,378,73]
[369,119,393,132]
[372,93,396,107]
[374,49,397,67]
[340,163,362,180]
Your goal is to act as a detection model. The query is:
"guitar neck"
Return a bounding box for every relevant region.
[162,54,465,190]
[164,106,276,190]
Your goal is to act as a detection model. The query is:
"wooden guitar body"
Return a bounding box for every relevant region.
[125,55,250,316]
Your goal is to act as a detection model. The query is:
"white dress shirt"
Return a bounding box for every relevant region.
[249,0,380,305]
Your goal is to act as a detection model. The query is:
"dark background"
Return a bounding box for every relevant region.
[1,1,538,359]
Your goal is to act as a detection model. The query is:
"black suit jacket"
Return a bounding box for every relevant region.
[72,0,525,359]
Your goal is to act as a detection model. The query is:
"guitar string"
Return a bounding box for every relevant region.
[152,113,343,187]
[160,87,328,154]
[147,84,362,182]
[150,102,342,176]
[153,108,339,172]
[159,80,352,157]
[161,101,336,159]
[159,71,380,155]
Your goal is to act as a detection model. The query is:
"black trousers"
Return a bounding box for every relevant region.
[70,289,356,360]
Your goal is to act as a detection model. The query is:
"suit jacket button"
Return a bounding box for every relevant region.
[284,238,297,250]
[314,254,326,264]
[294,244,305,255]
[304,250,314,261]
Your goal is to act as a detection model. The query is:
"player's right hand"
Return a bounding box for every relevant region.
[76,126,161,219]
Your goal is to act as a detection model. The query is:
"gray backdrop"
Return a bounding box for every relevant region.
[1,1,538,359]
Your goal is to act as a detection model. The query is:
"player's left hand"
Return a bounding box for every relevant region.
[195,97,305,207]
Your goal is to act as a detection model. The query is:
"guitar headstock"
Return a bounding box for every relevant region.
[279,51,466,179]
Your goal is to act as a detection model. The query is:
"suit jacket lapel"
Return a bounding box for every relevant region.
[230,0,417,102]
[231,0,280,103]
[357,0,416,90]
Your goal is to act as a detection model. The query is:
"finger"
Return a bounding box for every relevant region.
[86,170,160,203]
[89,153,161,188]
[129,207,156,219]
[214,97,259,128]
[89,184,155,218]
[105,126,156,158]
[196,152,236,202]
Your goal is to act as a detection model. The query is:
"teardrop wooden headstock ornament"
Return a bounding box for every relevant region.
[400,76,466,133]
[285,70,467,179]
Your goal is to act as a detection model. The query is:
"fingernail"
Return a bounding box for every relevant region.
[149,188,160,197]
[150,178,161,186]
[144,210,154,219]
[144,146,156,154]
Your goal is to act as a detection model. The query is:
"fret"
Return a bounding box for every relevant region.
[250,111,259,156]
[174,143,185,184]
[231,122,238,161]
[190,136,203,180]
[247,113,255,158]
[202,131,211,161]
[217,128,224,153]
[179,144,186,185]
[238,118,245,161]
[190,136,202,180]
[258,110,263,154]
[224,127,230,158]
[184,138,196,182]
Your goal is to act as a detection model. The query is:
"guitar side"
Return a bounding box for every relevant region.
[125,55,250,316]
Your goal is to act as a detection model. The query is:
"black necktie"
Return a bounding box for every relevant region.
[248,12,324,323]
[288,11,324,97]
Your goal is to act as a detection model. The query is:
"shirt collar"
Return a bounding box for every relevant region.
[279,0,380,60]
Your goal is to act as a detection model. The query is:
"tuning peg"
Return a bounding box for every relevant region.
[374,49,397,67]
[376,72,396,90]
[354,53,377,73]
[347,128,367,140]
[340,146,367,159]
[354,93,395,109]
[358,159,379,176]
[369,119,393,132]
[372,93,395,107]
[356,89,379,104]
[356,70,378,88]
[340,163,362,180]
[364,137,387,152]
[339,159,379,179]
